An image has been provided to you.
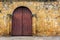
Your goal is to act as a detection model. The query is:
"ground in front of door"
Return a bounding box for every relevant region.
[0,37,60,40]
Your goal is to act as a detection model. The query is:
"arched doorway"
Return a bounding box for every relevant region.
[11,6,32,36]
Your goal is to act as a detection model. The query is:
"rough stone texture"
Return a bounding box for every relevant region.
[0,1,60,36]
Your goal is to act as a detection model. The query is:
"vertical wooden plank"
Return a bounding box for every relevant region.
[23,8,32,36]
[12,8,23,36]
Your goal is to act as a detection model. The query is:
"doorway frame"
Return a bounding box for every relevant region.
[11,6,32,36]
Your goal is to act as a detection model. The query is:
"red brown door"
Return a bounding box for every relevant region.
[23,8,32,36]
[12,6,32,36]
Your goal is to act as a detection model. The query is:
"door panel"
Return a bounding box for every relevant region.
[23,8,32,36]
[12,8,23,36]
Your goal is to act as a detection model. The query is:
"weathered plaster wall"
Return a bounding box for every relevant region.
[0,1,60,36]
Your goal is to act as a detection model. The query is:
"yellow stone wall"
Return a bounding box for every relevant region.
[0,1,60,36]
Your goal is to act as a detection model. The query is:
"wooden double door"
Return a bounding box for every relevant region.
[11,6,32,36]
